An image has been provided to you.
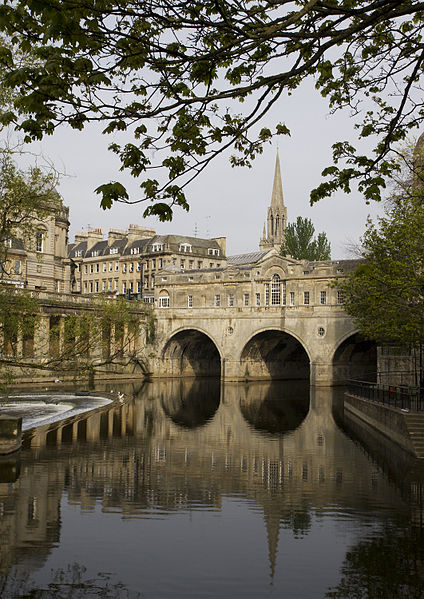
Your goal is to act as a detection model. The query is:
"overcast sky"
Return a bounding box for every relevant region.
[29,80,385,260]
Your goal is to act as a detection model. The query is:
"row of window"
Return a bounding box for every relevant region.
[82,279,147,294]
[81,260,162,274]
[77,257,224,275]
[87,243,220,257]
[158,290,344,308]
[78,257,223,275]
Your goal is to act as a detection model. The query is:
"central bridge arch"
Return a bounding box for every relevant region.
[161,328,221,377]
[239,329,310,381]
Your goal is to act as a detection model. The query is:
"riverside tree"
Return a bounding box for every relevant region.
[1,1,424,218]
[340,142,424,354]
[280,216,331,260]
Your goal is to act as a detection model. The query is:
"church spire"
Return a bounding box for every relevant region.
[259,150,287,251]
[271,149,284,210]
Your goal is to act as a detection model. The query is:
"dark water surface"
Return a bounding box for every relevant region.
[1,379,424,599]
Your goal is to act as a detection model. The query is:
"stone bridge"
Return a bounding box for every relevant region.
[149,243,378,389]
[152,304,375,386]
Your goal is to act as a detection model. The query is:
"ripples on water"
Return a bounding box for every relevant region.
[0,378,423,599]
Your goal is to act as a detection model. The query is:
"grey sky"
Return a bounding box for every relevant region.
[32,80,385,259]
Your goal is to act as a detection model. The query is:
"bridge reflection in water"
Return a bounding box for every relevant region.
[1,380,423,598]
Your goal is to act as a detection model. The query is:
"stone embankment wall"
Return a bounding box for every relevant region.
[344,393,424,459]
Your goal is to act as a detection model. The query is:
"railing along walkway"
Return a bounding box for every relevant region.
[346,379,424,412]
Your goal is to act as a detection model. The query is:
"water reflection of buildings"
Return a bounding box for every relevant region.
[0,379,421,580]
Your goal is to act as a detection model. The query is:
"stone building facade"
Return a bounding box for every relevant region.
[1,197,71,294]
[68,225,226,302]
[155,249,350,313]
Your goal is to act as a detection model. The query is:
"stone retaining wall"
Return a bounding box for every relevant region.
[344,393,416,456]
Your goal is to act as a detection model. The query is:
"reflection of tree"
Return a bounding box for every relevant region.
[0,563,141,599]
[326,522,424,599]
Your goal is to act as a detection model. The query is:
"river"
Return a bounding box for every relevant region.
[0,378,423,598]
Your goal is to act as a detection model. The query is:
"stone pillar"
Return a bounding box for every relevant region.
[34,315,50,359]
[58,317,66,354]
[123,323,129,355]
[86,413,101,441]
[0,416,22,454]
[16,327,23,358]
[309,361,335,386]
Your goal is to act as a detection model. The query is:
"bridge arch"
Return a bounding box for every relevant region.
[161,327,222,377]
[239,328,310,381]
[332,331,377,383]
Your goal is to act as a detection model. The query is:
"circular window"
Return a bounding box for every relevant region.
[227,327,234,335]
[318,327,325,337]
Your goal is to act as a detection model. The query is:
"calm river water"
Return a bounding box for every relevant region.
[1,378,424,599]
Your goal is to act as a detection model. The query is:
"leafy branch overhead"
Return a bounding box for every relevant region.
[1,1,424,218]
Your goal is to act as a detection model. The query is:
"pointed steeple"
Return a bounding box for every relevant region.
[271,150,284,210]
[259,150,287,251]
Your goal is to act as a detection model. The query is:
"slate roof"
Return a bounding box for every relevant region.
[227,250,269,265]
[122,238,151,256]
[104,238,127,255]
[88,240,108,256]
[68,240,87,258]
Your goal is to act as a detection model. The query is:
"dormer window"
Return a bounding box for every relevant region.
[179,243,192,253]
[75,250,83,257]
[152,243,163,252]
[130,247,140,255]
[91,250,99,257]
[110,247,118,254]
[208,248,220,256]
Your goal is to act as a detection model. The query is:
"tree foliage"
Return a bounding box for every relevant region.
[1,1,424,218]
[340,144,424,347]
[280,216,331,260]
[0,152,58,270]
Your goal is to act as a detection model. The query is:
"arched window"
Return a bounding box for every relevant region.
[36,231,44,253]
[275,215,280,234]
[158,290,170,308]
[271,274,281,305]
[270,214,274,236]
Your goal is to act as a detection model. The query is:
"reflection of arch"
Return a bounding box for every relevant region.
[162,328,221,377]
[161,378,220,428]
[333,332,377,382]
[239,380,309,435]
[240,329,310,381]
